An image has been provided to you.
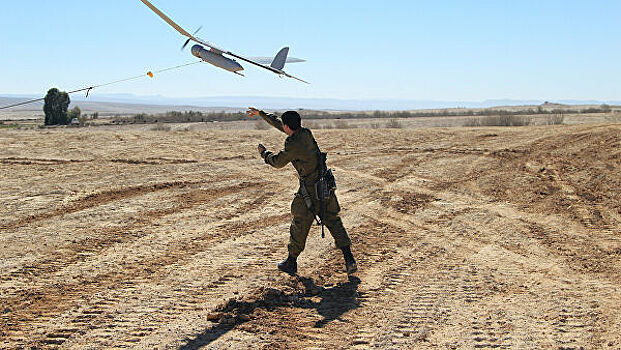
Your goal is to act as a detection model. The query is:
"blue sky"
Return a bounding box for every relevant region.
[0,0,619,101]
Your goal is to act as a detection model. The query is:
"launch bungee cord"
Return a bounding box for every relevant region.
[0,60,202,111]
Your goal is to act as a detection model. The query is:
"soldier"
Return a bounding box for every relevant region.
[246,107,357,275]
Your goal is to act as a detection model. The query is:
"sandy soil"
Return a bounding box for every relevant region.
[1,123,620,349]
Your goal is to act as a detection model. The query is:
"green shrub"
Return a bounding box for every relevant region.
[67,106,81,121]
[43,88,71,125]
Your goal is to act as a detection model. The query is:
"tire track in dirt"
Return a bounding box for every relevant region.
[143,215,393,348]
[0,180,204,231]
[463,263,531,349]
[330,174,608,349]
[465,200,621,283]
[29,214,292,349]
[129,194,403,348]
[465,242,611,349]
[5,176,290,347]
[361,130,616,235]
[371,147,515,183]
[349,247,450,348]
[109,157,198,165]
[467,309,513,349]
[265,165,469,348]
[197,216,451,349]
[2,160,296,344]
[524,222,615,277]
[264,233,490,349]
[4,212,287,348]
[0,182,272,347]
[376,271,453,348]
[1,181,261,282]
[0,156,199,166]
[468,127,619,231]
[446,205,609,348]
[548,288,601,350]
[0,157,88,165]
[356,258,496,349]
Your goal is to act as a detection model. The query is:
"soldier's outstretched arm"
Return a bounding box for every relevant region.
[261,138,297,168]
[246,107,285,133]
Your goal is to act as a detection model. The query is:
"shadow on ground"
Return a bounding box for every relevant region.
[178,275,361,349]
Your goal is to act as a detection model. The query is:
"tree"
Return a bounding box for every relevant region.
[43,88,71,125]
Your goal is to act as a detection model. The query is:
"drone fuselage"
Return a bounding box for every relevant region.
[191,45,243,73]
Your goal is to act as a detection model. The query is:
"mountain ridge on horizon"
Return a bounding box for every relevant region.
[1,93,619,113]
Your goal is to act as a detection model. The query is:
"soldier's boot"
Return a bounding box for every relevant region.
[341,246,358,274]
[277,256,298,276]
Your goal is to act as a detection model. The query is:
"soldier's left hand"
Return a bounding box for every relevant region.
[258,144,266,156]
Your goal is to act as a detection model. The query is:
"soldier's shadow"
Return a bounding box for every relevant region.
[297,275,361,327]
[178,275,361,350]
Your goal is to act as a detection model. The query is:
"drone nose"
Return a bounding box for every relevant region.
[191,44,203,58]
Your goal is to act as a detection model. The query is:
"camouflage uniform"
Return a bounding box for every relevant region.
[259,111,352,257]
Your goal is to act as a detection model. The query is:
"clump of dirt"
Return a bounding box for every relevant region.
[207,279,320,327]
[206,275,361,329]
[207,287,296,326]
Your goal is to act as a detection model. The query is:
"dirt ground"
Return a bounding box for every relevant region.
[1,122,620,349]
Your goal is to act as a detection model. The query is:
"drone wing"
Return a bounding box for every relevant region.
[140,0,194,38]
[140,0,226,51]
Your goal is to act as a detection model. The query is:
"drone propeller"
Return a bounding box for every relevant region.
[181,26,202,50]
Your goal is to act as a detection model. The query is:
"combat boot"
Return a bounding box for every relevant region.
[277,256,297,276]
[341,246,358,274]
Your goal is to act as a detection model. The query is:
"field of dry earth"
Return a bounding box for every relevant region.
[1,123,620,349]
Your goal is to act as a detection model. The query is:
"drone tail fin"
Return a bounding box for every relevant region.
[270,47,290,70]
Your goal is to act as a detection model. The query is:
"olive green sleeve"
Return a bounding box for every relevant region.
[263,138,297,168]
[259,110,285,133]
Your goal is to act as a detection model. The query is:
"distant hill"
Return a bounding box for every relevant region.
[67,95,620,111]
[1,94,619,120]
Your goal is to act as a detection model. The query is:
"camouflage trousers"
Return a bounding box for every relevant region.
[288,186,351,258]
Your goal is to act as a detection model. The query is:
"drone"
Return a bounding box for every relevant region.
[140,0,308,83]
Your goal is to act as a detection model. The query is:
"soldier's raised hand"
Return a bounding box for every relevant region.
[247,107,260,118]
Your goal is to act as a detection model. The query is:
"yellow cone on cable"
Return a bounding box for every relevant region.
[147,71,154,78]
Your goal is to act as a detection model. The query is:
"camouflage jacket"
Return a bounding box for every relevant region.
[259,111,320,185]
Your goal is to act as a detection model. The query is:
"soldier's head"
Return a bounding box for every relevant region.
[281,111,301,135]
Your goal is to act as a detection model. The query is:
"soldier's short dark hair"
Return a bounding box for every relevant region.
[281,111,301,130]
